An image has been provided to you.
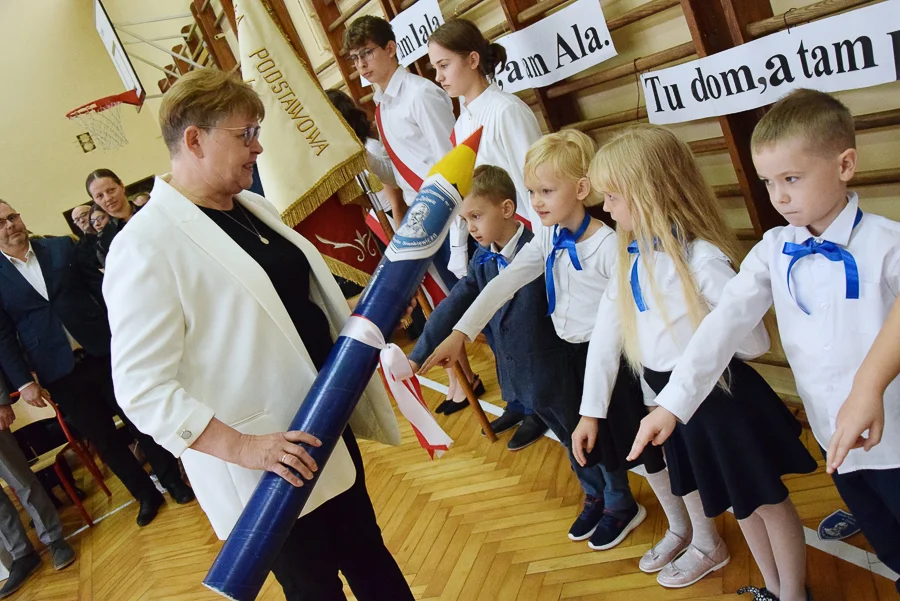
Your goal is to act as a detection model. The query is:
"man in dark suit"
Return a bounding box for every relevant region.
[0,199,194,526]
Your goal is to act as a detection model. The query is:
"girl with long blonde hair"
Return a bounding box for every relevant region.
[422,129,663,551]
[575,125,816,597]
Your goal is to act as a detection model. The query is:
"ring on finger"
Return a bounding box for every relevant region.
[281,453,289,465]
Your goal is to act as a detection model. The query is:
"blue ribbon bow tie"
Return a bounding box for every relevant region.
[627,240,649,312]
[545,213,591,315]
[781,208,862,315]
[477,250,509,270]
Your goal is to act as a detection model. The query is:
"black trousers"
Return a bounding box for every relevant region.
[830,461,900,592]
[45,354,183,502]
[270,429,414,601]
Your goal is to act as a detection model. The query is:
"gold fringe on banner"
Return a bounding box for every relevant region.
[322,255,372,288]
[280,153,369,228]
[338,172,385,206]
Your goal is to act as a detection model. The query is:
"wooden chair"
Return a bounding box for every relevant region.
[6,394,112,527]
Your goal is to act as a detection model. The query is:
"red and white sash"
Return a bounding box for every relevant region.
[372,104,452,306]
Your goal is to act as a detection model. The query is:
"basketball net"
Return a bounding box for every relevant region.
[66,90,142,151]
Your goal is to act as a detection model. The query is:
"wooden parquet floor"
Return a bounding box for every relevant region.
[5,339,898,600]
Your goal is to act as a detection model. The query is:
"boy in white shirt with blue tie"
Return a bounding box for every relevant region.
[631,89,900,597]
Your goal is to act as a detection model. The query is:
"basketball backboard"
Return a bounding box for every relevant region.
[95,0,145,107]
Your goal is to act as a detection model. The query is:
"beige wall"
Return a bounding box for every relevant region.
[0,0,180,236]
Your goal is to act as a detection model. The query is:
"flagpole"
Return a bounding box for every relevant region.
[355,174,497,443]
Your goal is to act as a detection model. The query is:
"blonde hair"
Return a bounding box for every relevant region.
[751,88,855,156]
[589,124,740,372]
[159,69,265,154]
[524,130,600,206]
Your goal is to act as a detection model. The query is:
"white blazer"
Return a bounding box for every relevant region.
[103,176,401,539]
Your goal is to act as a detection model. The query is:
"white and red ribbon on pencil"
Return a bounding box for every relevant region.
[341,315,452,458]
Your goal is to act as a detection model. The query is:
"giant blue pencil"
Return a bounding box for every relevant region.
[203,128,483,601]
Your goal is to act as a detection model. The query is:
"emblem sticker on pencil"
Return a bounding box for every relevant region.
[386,173,461,262]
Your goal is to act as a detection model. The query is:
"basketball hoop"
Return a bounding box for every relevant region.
[66,89,143,151]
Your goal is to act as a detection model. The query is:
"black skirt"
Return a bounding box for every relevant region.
[530,341,665,474]
[587,360,666,475]
[643,359,817,520]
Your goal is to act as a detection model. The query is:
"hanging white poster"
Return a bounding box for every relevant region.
[392,0,444,65]
[359,0,443,87]
[493,0,617,93]
[641,0,900,124]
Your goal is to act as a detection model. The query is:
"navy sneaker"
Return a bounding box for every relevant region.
[588,503,647,550]
[568,495,605,541]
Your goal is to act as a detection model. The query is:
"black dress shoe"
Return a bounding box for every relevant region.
[49,540,76,570]
[483,410,525,436]
[435,400,454,415]
[166,482,195,504]
[470,375,485,396]
[0,551,41,599]
[442,399,469,415]
[136,492,164,527]
[507,414,548,451]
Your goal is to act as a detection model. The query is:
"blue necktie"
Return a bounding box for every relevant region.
[627,241,648,312]
[781,208,863,315]
[545,213,591,315]
[477,250,509,270]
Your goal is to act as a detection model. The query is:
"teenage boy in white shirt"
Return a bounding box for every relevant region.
[343,16,484,402]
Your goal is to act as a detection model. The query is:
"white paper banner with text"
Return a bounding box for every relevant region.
[360,0,443,87]
[493,0,617,94]
[393,0,444,64]
[641,0,900,124]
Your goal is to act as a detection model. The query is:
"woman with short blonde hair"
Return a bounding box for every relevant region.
[103,69,413,601]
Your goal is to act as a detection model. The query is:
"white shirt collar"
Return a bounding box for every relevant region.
[373,67,407,104]
[2,242,34,266]
[491,223,525,262]
[461,83,499,117]
[794,191,860,245]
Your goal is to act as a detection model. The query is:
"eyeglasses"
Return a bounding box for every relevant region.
[201,124,262,147]
[347,46,380,65]
[0,213,21,228]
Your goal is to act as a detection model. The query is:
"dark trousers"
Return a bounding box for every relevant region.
[270,429,413,601]
[830,464,900,591]
[45,354,183,502]
[505,400,534,416]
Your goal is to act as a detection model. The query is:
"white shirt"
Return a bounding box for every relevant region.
[448,84,545,278]
[455,84,542,226]
[373,68,455,206]
[3,243,82,387]
[4,244,48,300]
[580,239,771,418]
[489,223,526,271]
[456,221,617,343]
[365,138,395,213]
[653,193,900,473]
